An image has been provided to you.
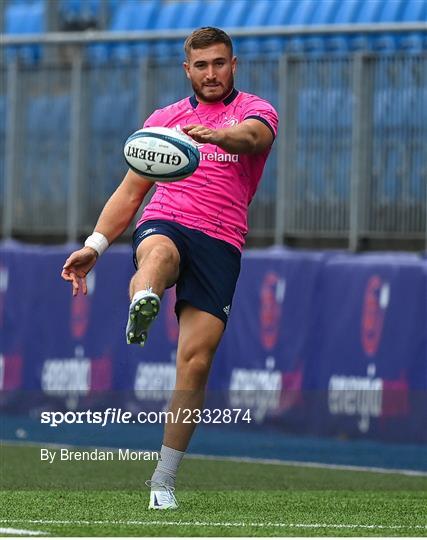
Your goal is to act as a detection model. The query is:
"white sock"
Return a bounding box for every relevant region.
[151,445,185,487]
[132,288,153,304]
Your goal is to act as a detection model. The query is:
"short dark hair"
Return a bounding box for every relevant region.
[184,27,233,58]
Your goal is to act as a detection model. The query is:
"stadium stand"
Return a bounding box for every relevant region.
[93,0,159,63]
[4,0,45,63]
[3,0,427,62]
[0,94,5,225]
[3,0,425,31]
[10,92,71,233]
[370,52,426,232]
[149,0,207,58]
[400,32,424,52]
[81,68,141,227]
[88,81,134,184]
[234,0,272,55]
[25,93,70,193]
[1,0,426,244]
[58,0,101,30]
[193,0,229,27]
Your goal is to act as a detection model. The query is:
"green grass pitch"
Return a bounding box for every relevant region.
[0,444,426,536]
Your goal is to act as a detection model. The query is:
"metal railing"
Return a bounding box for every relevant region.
[1,25,426,249]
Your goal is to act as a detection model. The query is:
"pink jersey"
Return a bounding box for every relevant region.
[137,89,278,251]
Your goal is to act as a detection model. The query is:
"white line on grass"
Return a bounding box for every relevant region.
[1,519,426,531]
[2,439,427,477]
[0,527,48,536]
[187,452,427,477]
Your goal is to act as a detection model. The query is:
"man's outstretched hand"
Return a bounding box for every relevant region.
[182,124,222,145]
[61,247,98,296]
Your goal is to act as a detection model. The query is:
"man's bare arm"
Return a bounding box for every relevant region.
[92,169,153,244]
[182,118,274,155]
[61,169,153,296]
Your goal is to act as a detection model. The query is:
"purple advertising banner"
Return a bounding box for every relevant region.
[1,241,426,443]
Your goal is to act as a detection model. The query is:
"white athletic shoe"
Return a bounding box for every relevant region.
[126,293,160,346]
[146,480,178,510]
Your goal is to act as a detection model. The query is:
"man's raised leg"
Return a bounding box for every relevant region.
[127,235,180,345]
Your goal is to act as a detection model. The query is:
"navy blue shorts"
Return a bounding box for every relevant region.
[132,220,241,325]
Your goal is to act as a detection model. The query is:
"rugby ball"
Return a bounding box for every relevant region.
[124,126,200,182]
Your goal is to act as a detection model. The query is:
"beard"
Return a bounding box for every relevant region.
[191,74,234,103]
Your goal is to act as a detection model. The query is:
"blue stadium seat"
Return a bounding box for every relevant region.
[376,140,403,203]
[326,0,363,54]
[59,0,101,26]
[407,145,426,202]
[309,147,328,202]
[400,0,427,21]
[406,81,427,202]
[26,94,70,139]
[241,0,271,27]
[88,83,136,196]
[91,74,137,125]
[59,0,83,18]
[374,59,426,128]
[108,0,146,62]
[372,34,398,52]
[298,88,320,128]
[235,0,271,56]
[354,0,386,22]
[222,0,251,28]
[149,1,184,47]
[332,0,360,23]
[372,57,426,205]
[220,0,254,55]
[308,0,341,24]
[25,94,71,205]
[399,33,424,53]
[151,1,205,58]
[378,0,405,21]
[348,34,371,51]
[413,88,427,130]
[235,59,278,109]
[27,96,46,134]
[88,0,159,63]
[287,0,318,24]
[130,0,164,59]
[298,87,351,132]
[265,0,295,25]
[374,87,398,129]
[296,59,353,202]
[331,89,353,130]
[107,0,121,18]
[324,36,349,55]
[0,95,5,137]
[4,0,45,63]
[303,36,326,56]
[251,0,294,55]
[244,0,341,56]
[94,93,134,134]
[177,0,206,30]
[6,1,45,34]
[303,0,344,55]
[285,36,305,54]
[196,0,229,27]
[0,95,6,208]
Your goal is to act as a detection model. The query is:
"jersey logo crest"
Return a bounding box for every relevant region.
[222,116,239,128]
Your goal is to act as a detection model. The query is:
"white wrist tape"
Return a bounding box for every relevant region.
[84,232,109,256]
